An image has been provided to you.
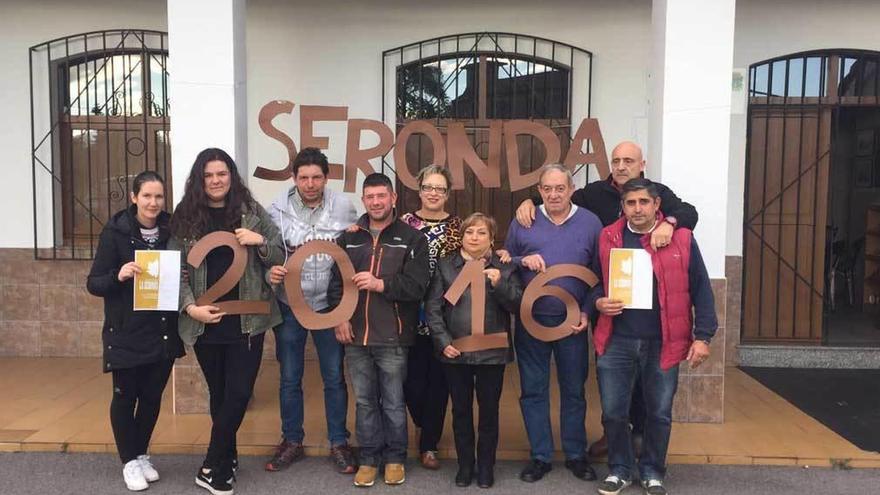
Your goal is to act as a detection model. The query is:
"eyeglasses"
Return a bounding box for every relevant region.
[420,184,448,194]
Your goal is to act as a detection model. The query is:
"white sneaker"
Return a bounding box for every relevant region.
[123,459,149,491]
[138,454,160,482]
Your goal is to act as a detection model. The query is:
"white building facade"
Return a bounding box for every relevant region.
[2,0,879,421]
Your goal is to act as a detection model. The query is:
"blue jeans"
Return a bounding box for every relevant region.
[514,314,589,462]
[596,337,679,481]
[346,345,408,466]
[273,302,349,446]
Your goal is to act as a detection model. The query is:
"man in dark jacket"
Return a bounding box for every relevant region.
[591,178,716,495]
[327,173,430,488]
[514,141,699,456]
[515,141,698,249]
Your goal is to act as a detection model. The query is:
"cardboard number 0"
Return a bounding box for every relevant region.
[283,240,358,330]
[443,260,509,352]
[186,231,271,315]
[520,264,599,342]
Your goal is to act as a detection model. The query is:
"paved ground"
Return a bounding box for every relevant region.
[0,452,877,495]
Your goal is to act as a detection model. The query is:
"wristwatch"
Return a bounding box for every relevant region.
[665,216,678,227]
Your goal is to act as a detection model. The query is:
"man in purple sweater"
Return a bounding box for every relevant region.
[504,164,603,483]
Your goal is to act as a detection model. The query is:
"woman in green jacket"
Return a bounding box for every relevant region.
[169,148,283,495]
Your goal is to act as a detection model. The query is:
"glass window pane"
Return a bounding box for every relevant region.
[804,57,822,97]
[787,58,804,97]
[752,63,769,96]
[771,60,787,97]
[149,54,168,117]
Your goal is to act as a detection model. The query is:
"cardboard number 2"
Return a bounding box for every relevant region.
[520,264,598,342]
[443,260,509,352]
[283,240,358,330]
[186,231,271,315]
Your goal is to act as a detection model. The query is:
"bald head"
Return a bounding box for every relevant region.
[610,140,646,186]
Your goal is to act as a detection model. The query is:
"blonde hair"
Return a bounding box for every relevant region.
[416,164,453,191]
[460,212,497,241]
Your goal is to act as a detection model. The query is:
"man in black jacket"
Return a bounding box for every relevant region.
[327,173,430,488]
[512,141,699,458]
[515,141,698,250]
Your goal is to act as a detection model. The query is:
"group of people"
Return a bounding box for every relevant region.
[86,141,718,495]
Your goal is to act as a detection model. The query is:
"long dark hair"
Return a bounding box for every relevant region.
[170,148,256,240]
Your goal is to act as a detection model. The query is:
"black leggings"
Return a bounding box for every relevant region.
[110,359,175,463]
[404,333,449,452]
[194,333,264,474]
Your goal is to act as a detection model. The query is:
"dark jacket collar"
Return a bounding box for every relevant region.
[448,250,504,269]
[109,205,171,243]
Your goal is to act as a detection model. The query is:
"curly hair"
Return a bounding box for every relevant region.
[169,148,256,240]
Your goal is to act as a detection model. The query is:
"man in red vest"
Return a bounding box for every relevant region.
[592,178,717,495]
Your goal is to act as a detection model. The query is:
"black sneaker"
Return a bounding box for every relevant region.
[564,458,597,480]
[598,475,631,495]
[195,467,234,495]
[519,459,552,482]
[642,479,667,495]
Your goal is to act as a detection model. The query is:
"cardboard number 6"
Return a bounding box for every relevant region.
[186,231,271,314]
[520,264,598,341]
[284,240,358,330]
[443,260,509,352]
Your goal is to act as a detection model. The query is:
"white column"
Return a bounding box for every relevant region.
[649,0,736,278]
[167,0,248,206]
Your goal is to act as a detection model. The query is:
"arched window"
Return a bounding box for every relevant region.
[383,33,592,241]
[30,30,170,259]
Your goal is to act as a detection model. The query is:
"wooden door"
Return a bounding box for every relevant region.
[742,106,832,343]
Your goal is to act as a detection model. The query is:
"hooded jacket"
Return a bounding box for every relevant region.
[86,206,185,372]
[268,185,358,311]
[327,213,430,346]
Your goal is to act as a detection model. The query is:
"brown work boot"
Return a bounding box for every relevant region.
[588,434,608,458]
[265,439,305,471]
[384,463,406,485]
[353,465,378,487]
[330,443,357,474]
[419,450,440,470]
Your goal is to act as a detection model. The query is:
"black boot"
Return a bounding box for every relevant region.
[455,464,474,487]
[477,465,494,488]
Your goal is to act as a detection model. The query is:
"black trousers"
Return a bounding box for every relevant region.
[194,333,264,474]
[404,334,449,452]
[443,363,505,470]
[110,359,175,463]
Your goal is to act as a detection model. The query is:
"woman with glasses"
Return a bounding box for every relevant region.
[401,164,462,470]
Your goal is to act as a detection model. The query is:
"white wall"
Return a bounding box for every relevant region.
[244,0,653,208]
[0,0,166,248]
[726,0,880,256]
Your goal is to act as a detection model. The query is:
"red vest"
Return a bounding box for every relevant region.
[594,216,694,370]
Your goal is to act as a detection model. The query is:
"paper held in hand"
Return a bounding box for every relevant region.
[608,248,653,310]
[133,250,181,311]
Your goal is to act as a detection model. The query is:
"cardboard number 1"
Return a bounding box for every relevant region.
[186,231,271,315]
[284,240,358,330]
[520,264,598,342]
[444,260,509,352]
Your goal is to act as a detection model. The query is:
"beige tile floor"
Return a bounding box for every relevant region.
[0,357,878,467]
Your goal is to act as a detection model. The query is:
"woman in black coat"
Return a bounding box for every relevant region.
[425,213,523,489]
[87,170,184,492]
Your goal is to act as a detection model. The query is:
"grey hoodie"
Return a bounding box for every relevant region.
[268,185,358,312]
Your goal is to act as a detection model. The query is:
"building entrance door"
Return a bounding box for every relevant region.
[743,50,880,345]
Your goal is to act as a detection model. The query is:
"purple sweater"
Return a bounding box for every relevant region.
[505,206,603,316]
